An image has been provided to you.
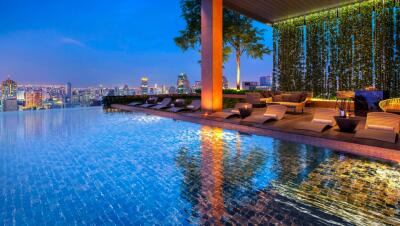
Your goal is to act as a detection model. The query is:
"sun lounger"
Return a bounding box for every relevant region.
[140,97,159,108]
[127,101,144,106]
[168,99,201,112]
[242,105,287,124]
[151,98,172,110]
[354,112,400,143]
[211,103,251,119]
[295,108,339,132]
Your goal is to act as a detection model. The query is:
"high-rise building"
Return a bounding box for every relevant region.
[177,73,190,94]
[169,86,177,94]
[1,77,17,98]
[260,75,272,87]
[25,91,43,109]
[2,98,18,112]
[16,88,25,101]
[65,82,72,104]
[141,77,149,95]
[222,76,229,89]
[123,84,129,96]
[192,81,201,91]
[242,81,258,90]
[66,82,72,98]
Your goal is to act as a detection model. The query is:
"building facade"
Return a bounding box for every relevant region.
[242,81,258,90]
[2,77,17,98]
[25,91,43,109]
[177,73,190,94]
[141,77,149,95]
[222,76,229,89]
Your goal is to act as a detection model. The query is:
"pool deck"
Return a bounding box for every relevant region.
[111,104,400,164]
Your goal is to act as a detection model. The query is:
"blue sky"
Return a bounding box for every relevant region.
[0,0,272,87]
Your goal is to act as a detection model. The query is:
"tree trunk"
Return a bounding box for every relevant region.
[236,50,241,90]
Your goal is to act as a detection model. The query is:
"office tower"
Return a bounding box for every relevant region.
[25,91,43,109]
[222,76,229,89]
[169,86,177,94]
[260,75,272,87]
[2,98,18,112]
[16,88,25,101]
[123,84,129,96]
[177,73,190,94]
[141,77,149,95]
[66,82,72,98]
[65,82,72,104]
[242,81,258,90]
[192,81,201,91]
[1,77,17,98]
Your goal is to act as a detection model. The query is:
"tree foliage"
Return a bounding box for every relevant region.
[273,0,400,98]
[175,0,270,89]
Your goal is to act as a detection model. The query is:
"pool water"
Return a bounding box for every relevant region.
[0,107,399,225]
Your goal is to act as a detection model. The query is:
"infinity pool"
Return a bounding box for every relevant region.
[0,107,399,225]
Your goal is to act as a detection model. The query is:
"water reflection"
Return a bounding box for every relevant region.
[176,127,400,225]
[176,126,266,224]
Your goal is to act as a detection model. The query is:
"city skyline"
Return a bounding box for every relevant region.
[0,0,273,88]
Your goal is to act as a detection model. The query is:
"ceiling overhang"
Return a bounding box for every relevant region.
[224,0,359,24]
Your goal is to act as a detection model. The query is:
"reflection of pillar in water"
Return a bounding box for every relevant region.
[199,126,224,225]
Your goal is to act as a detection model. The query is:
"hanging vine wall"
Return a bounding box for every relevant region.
[272,0,400,98]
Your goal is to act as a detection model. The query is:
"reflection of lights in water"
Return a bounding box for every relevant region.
[132,114,163,124]
[199,126,225,225]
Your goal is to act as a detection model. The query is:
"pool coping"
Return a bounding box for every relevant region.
[111,104,400,164]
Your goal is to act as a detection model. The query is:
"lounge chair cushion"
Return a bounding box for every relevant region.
[367,124,394,132]
[312,119,333,125]
[355,129,397,143]
[263,113,277,119]
[295,122,331,132]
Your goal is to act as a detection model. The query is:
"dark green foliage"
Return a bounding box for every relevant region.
[175,0,270,90]
[274,17,304,92]
[273,0,400,98]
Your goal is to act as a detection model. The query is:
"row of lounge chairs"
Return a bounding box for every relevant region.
[210,102,400,143]
[128,98,400,143]
[210,103,288,124]
[128,97,201,112]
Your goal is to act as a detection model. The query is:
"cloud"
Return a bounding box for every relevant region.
[60,37,86,47]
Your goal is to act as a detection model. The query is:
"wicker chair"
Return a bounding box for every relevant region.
[379,98,400,113]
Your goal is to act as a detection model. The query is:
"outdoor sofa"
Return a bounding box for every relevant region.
[265,92,309,113]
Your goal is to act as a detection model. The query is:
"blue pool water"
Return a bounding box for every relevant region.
[0,107,399,225]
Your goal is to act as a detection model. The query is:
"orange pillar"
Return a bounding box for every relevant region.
[201,0,223,112]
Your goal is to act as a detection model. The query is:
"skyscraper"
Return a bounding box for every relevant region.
[141,77,149,95]
[1,77,17,98]
[260,75,272,87]
[222,76,229,89]
[65,82,72,104]
[177,73,190,94]
[25,91,43,109]
[123,84,129,96]
[66,82,72,97]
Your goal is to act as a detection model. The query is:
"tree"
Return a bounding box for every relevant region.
[175,0,270,90]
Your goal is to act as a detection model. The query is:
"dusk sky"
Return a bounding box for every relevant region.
[0,0,272,88]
